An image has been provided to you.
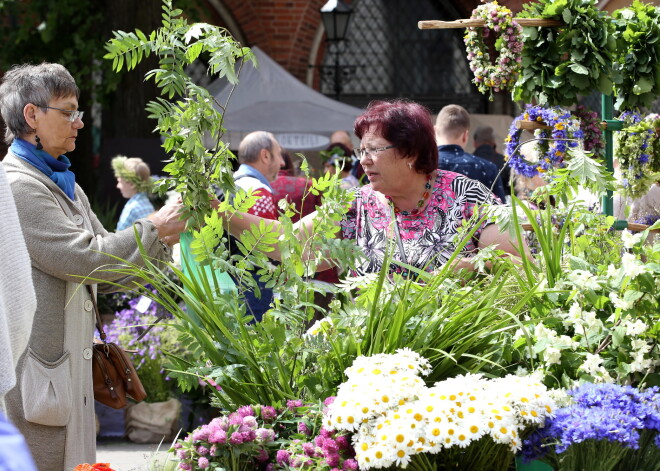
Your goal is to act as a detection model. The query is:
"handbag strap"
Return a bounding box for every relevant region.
[87,285,107,342]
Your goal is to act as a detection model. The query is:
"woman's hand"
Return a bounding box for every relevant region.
[148,202,187,246]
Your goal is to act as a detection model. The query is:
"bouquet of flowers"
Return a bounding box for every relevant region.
[324,349,556,471]
[173,405,279,470]
[522,383,660,471]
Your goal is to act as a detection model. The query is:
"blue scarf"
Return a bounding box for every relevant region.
[10,138,76,200]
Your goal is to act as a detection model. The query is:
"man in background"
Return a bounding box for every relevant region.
[232,131,285,321]
[435,105,506,202]
[473,125,511,198]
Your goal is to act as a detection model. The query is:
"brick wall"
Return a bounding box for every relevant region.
[221,0,327,81]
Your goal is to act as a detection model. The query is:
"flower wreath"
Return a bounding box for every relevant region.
[464,1,523,99]
[573,105,605,161]
[505,105,583,178]
[614,111,658,198]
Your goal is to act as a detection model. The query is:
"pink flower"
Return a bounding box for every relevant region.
[297,422,311,435]
[197,457,209,469]
[196,446,209,456]
[343,458,359,470]
[256,448,270,463]
[255,427,275,443]
[236,405,255,418]
[276,450,291,465]
[229,431,244,445]
[261,406,277,421]
[287,399,303,409]
[208,429,227,444]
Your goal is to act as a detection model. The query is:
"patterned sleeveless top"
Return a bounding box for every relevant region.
[340,170,500,276]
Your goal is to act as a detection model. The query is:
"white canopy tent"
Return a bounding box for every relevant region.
[207,46,364,150]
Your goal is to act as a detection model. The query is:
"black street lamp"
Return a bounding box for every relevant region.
[320,0,353,43]
[318,0,356,99]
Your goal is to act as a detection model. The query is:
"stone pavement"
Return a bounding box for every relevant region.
[96,439,177,471]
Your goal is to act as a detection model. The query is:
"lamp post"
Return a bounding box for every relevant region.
[319,0,355,99]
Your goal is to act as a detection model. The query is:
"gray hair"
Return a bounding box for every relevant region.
[473,125,495,144]
[0,63,80,144]
[238,131,276,164]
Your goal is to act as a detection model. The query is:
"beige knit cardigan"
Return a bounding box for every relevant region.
[3,152,171,471]
[0,163,36,414]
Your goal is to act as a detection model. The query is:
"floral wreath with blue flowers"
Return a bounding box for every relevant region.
[614,111,658,198]
[464,0,523,100]
[505,105,583,178]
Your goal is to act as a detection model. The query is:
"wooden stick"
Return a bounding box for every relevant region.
[418,18,563,30]
[515,120,621,131]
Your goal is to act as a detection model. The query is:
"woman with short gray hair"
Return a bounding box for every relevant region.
[0,62,186,470]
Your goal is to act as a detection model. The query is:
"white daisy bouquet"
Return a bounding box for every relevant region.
[325,350,556,470]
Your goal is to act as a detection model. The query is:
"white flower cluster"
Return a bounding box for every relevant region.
[326,352,555,469]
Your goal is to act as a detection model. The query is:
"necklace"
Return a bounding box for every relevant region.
[387,173,433,216]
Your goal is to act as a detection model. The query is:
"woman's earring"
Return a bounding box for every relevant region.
[35,134,43,150]
[408,161,413,169]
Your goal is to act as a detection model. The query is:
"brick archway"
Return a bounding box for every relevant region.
[208,0,326,83]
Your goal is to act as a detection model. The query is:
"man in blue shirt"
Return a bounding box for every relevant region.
[435,105,506,202]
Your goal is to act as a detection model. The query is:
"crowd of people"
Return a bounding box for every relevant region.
[2,60,653,471]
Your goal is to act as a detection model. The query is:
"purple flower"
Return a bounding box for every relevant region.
[179,463,191,471]
[197,457,209,469]
[196,446,209,456]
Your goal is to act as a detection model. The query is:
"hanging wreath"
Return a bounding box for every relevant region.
[504,105,583,177]
[573,105,605,160]
[614,111,658,198]
[513,0,615,107]
[464,1,523,99]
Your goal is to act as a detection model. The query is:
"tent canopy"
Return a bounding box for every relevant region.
[208,46,364,150]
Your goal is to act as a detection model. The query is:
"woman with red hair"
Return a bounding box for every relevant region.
[224,100,520,276]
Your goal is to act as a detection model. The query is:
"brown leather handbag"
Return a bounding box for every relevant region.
[88,286,147,409]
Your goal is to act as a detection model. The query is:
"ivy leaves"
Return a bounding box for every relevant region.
[513,0,616,107]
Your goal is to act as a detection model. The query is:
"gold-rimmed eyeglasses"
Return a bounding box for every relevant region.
[353,145,395,159]
[36,105,84,123]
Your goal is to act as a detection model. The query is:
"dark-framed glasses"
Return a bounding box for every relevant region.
[353,145,395,159]
[36,105,84,123]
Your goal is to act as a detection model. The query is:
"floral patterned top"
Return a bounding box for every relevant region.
[340,170,500,275]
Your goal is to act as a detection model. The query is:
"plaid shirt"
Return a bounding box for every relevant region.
[117,192,155,231]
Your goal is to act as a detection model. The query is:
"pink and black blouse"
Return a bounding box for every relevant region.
[340,170,500,275]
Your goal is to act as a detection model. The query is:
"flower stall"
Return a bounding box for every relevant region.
[93,0,660,469]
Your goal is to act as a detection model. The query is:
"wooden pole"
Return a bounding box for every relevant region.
[418,18,563,30]
[515,120,627,131]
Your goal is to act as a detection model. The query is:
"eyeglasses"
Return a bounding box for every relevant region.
[353,145,395,159]
[36,105,84,123]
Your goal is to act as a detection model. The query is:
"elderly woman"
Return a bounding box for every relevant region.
[0,63,186,470]
[225,99,521,276]
[112,155,155,230]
